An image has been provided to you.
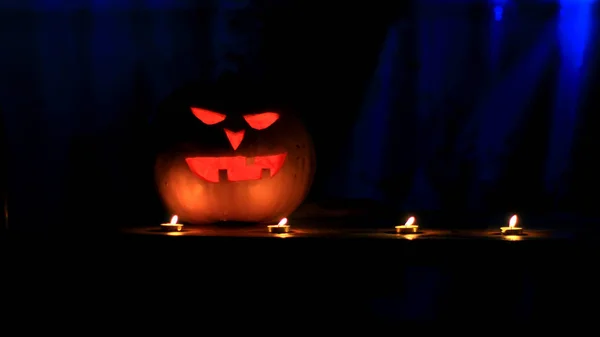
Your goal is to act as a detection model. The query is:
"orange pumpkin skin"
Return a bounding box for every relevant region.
[152,82,315,225]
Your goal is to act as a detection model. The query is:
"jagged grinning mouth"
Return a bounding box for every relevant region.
[185,153,287,183]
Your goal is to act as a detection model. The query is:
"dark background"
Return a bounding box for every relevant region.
[0,0,599,231]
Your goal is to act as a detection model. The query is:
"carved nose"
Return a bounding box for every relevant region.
[224,129,245,150]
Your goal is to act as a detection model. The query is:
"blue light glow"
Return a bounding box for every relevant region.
[558,0,594,68]
[544,0,596,199]
[494,6,503,21]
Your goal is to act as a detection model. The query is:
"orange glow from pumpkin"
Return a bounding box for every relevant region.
[278,218,288,226]
[170,215,178,224]
[191,107,226,125]
[243,112,279,130]
[185,153,287,183]
[224,129,245,150]
[405,216,416,226]
[509,214,518,228]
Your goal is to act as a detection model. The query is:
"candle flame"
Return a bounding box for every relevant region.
[405,216,415,226]
[170,215,178,225]
[509,214,517,228]
[278,218,288,226]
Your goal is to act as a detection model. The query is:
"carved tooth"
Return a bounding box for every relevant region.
[261,168,270,179]
[218,169,228,182]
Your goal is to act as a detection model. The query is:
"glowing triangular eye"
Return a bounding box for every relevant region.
[191,107,226,125]
[243,112,279,130]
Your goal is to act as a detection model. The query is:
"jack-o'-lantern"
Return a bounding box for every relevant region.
[152,79,315,225]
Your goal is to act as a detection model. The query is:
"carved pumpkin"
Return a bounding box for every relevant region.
[152,80,315,225]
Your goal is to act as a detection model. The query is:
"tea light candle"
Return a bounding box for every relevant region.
[501,214,523,235]
[161,215,184,232]
[268,218,290,234]
[395,216,418,234]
